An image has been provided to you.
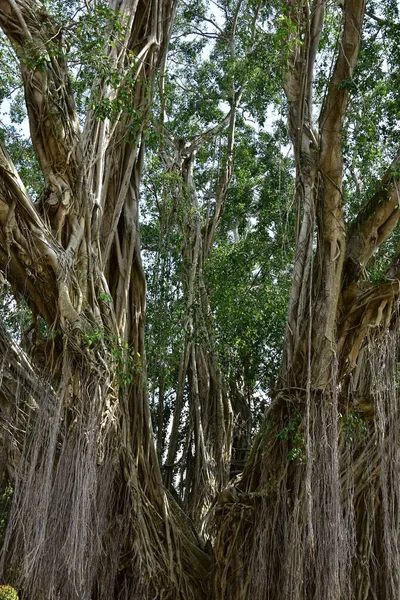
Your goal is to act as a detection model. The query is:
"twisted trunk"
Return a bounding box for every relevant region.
[0,1,211,597]
[162,138,235,526]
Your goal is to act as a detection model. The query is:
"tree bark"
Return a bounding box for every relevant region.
[0,1,211,598]
[212,2,400,599]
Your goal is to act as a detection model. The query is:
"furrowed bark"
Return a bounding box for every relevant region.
[280,0,324,384]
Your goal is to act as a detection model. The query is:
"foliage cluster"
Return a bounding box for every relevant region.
[0,586,18,600]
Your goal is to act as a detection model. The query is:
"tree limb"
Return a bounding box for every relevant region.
[0,0,84,238]
[343,149,400,286]
[0,141,60,322]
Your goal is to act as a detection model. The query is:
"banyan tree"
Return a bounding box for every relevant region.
[214,1,400,599]
[0,0,210,598]
[1,0,400,599]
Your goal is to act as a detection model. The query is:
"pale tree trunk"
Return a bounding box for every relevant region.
[160,118,237,527]
[159,0,262,527]
[214,1,400,598]
[0,1,211,598]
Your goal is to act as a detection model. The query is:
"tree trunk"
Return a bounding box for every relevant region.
[160,133,235,527]
[213,1,400,598]
[0,1,211,597]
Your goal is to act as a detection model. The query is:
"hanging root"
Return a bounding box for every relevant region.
[213,317,400,599]
[0,326,211,600]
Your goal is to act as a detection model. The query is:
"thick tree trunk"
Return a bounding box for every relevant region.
[0,1,211,598]
[212,2,400,598]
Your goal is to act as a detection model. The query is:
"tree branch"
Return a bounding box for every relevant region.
[0,141,60,322]
[319,0,366,169]
[0,0,84,239]
[343,149,400,286]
